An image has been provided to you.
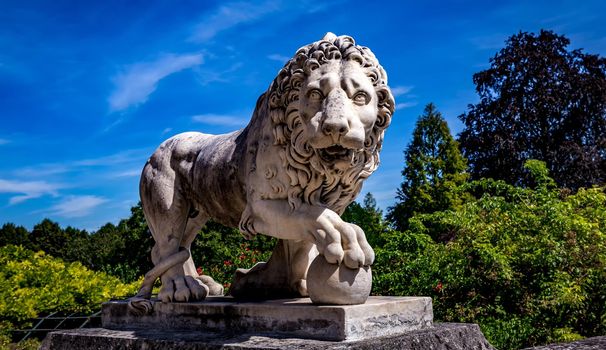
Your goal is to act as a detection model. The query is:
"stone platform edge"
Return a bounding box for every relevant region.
[102,296,433,341]
[41,323,495,350]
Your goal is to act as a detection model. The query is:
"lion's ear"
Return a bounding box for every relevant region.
[271,109,287,145]
[375,87,395,129]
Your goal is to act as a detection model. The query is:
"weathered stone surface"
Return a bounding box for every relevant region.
[104,296,432,341]
[41,323,494,350]
[523,336,606,350]
[306,256,372,305]
[131,32,396,309]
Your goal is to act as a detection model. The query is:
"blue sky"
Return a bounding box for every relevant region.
[0,0,605,231]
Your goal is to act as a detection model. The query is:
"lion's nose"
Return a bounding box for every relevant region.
[322,89,350,137]
[322,116,349,137]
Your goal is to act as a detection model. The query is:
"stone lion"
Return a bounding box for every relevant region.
[129,33,394,311]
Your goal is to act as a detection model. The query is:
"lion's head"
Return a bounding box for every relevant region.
[259,33,395,214]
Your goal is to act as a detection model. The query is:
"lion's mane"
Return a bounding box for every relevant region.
[248,35,394,218]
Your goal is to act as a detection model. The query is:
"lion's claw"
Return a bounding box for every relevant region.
[343,246,365,269]
[313,211,374,268]
[324,242,344,264]
[159,275,209,302]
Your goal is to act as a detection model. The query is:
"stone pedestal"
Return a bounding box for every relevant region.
[41,296,496,349]
[103,296,432,341]
[41,323,495,350]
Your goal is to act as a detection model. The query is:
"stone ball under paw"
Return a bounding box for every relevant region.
[306,255,372,305]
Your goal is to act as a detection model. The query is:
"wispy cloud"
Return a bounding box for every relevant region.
[73,149,149,167]
[109,53,204,112]
[390,86,413,97]
[0,138,9,145]
[109,169,141,178]
[189,1,281,42]
[194,62,243,85]
[0,179,62,204]
[267,54,290,63]
[13,149,149,180]
[47,195,107,218]
[14,164,71,178]
[396,102,418,110]
[191,113,247,127]
[161,127,173,135]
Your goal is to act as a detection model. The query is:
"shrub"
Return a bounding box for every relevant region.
[0,245,139,332]
[373,161,606,349]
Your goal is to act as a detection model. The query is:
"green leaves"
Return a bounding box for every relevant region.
[459,30,606,190]
[373,170,606,349]
[0,245,139,330]
[387,103,468,234]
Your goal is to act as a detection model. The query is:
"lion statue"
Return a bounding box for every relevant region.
[129,33,394,312]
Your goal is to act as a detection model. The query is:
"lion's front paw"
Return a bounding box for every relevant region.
[158,274,209,302]
[313,211,374,269]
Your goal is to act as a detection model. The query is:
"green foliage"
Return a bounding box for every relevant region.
[87,204,153,283]
[192,221,275,289]
[0,338,39,350]
[0,245,139,333]
[0,224,33,251]
[342,193,389,246]
[387,103,468,235]
[373,161,606,349]
[459,30,606,190]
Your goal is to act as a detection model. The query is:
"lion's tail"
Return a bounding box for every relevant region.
[127,248,191,316]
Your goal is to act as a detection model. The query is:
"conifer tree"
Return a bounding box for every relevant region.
[387,103,468,231]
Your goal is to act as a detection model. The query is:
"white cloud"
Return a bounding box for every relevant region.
[189,1,281,42]
[14,164,70,177]
[267,54,290,63]
[110,169,142,178]
[74,149,149,167]
[390,86,413,97]
[161,127,173,135]
[109,53,204,112]
[396,102,418,109]
[0,138,9,145]
[194,62,243,85]
[192,113,247,127]
[48,195,107,218]
[0,179,62,204]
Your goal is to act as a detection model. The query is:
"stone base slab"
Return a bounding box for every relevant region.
[41,323,495,350]
[102,296,432,341]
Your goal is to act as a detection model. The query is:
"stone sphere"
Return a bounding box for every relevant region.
[306,255,372,305]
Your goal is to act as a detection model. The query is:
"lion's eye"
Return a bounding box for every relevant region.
[308,89,324,101]
[353,91,369,105]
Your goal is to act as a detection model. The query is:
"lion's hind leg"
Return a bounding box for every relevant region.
[180,215,224,296]
[141,162,209,303]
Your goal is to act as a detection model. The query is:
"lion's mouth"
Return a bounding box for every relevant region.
[318,145,355,163]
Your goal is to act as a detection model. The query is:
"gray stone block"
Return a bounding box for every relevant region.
[102,296,433,341]
[41,323,495,350]
[523,336,606,350]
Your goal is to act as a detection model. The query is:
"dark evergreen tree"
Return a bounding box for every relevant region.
[459,30,606,190]
[0,223,33,249]
[62,226,91,264]
[30,218,69,257]
[387,103,468,232]
[342,192,387,246]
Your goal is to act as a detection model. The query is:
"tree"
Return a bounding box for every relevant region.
[342,192,387,246]
[373,161,606,349]
[88,204,154,283]
[30,219,68,258]
[0,223,33,250]
[387,103,468,232]
[459,30,606,190]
